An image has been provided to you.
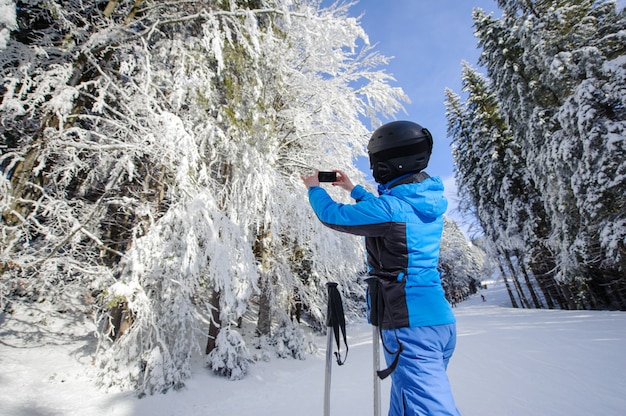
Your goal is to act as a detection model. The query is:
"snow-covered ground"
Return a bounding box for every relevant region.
[1,282,625,416]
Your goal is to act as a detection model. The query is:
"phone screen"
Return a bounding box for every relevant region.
[318,171,337,182]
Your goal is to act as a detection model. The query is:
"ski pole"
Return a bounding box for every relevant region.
[324,318,333,416]
[323,282,338,416]
[372,324,381,416]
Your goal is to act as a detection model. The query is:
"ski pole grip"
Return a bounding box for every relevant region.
[325,281,348,365]
[325,282,338,327]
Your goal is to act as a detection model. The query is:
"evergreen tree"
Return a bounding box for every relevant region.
[439,217,486,304]
[449,0,626,310]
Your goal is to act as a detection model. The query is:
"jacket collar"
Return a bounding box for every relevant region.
[377,171,430,195]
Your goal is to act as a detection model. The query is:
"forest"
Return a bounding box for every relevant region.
[446,0,626,311]
[0,0,624,395]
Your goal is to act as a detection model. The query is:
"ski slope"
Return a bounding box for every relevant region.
[1,282,625,415]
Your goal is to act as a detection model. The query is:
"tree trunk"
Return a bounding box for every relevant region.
[107,300,134,340]
[256,273,272,336]
[504,251,530,308]
[517,253,543,308]
[205,290,221,354]
[290,288,302,323]
[498,262,519,308]
[529,250,569,310]
[3,146,44,227]
[253,226,273,337]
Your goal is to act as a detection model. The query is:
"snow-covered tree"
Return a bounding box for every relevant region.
[446,63,563,310]
[447,0,626,310]
[1,0,407,394]
[439,217,486,304]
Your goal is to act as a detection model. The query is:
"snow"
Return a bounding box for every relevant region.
[1,282,625,416]
[0,0,16,51]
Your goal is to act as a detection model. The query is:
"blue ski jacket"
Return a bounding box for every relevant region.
[308,172,455,329]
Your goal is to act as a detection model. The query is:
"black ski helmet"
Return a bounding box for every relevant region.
[367,120,433,184]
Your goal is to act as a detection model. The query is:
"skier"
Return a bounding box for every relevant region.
[302,121,460,416]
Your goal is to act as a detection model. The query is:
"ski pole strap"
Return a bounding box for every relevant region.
[376,327,404,379]
[326,282,348,366]
[365,277,404,380]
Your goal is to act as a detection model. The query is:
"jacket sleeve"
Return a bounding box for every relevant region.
[307,185,392,237]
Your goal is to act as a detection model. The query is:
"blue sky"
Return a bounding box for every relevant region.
[341,0,501,234]
[347,0,498,174]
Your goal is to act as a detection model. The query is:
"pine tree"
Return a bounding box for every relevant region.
[452,0,626,310]
[439,217,486,304]
[446,64,531,308]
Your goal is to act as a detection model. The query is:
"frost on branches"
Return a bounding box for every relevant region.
[206,327,252,381]
[1,0,407,394]
[95,190,256,394]
[439,218,486,304]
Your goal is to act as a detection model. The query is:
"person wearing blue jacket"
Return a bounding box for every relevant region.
[301,121,460,416]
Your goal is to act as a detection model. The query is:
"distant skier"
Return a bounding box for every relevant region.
[302,121,460,415]
[481,294,486,302]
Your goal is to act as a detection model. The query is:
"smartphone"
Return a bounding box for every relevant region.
[318,171,337,182]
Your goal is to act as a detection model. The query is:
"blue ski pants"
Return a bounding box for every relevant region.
[382,324,460,416]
